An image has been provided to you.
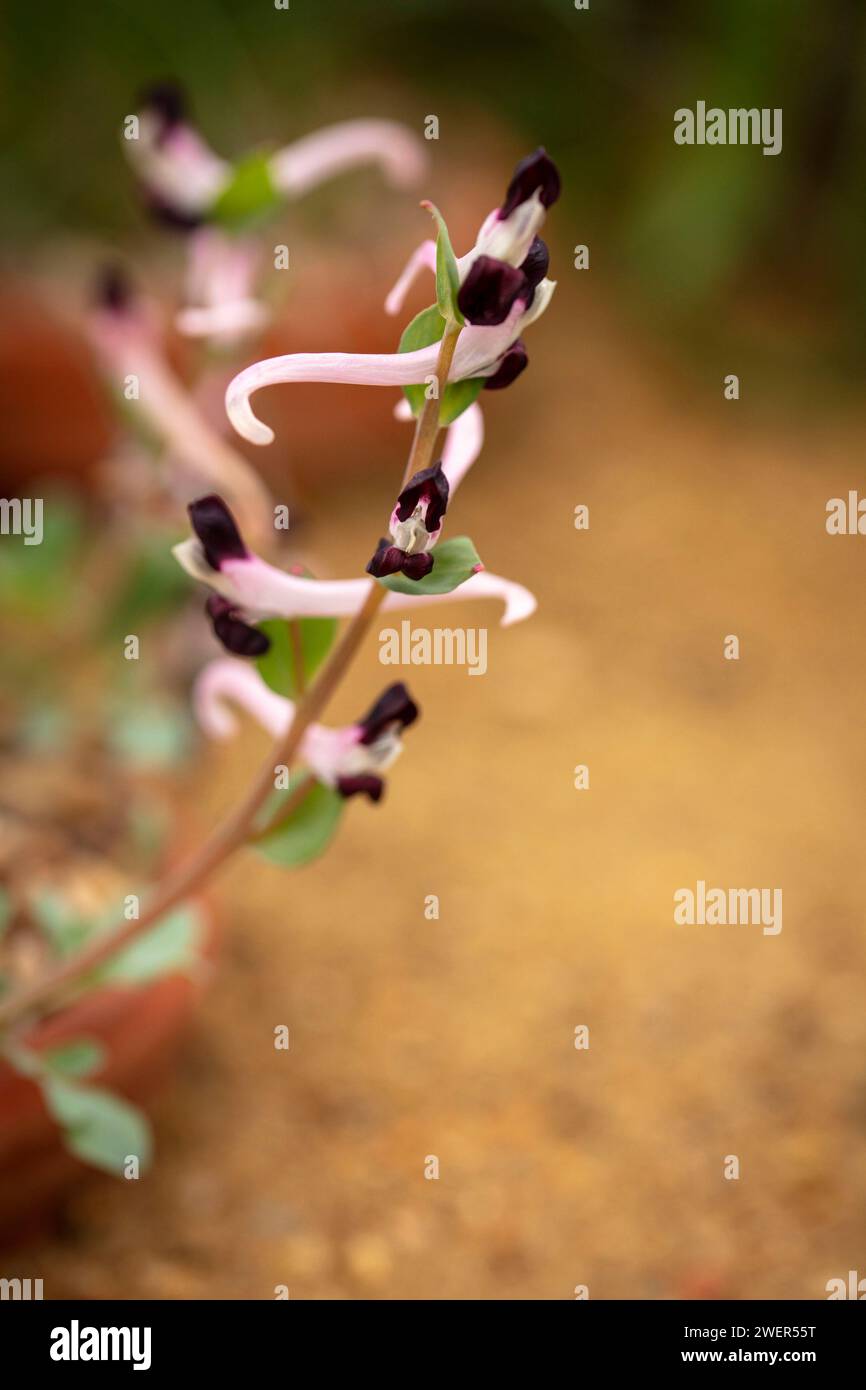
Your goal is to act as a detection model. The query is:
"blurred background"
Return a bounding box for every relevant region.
[1,0,866,1298]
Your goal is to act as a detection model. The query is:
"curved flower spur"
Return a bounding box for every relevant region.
[224,147,560,445]
[124,82,428,346]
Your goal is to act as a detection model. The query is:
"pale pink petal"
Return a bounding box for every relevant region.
[192,657,366,787]
[269,119,427,197]
[179,229,268,345]
[193,657,293,740]
[438,569,537,626]
[125,116,230,218]
[226,308,528,447]
[300,723,364,786]
[86,306,273,545]
[174,539,535,627]
[384,239,437,316]
[185,229,259,304]
[177,299,270,341]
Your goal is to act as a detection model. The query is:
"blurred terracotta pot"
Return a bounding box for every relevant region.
[0,280,114,497]
[0,897,216,1247]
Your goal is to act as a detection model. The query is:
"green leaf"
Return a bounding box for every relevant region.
[437,375,486,425]
[256,616,338,700]
[375,535,482,598]
[41,1038,106,1079]
[422,200,464,325]
[0,493,85,618]
[254,774,344,869]
[107,697,192,770]
[41,1075,152,1176]
[211,151,282,231]
[0,886,10,941]
[31,892,93,958]
[95,904,203,987]
[397,302,483,425]
[399,303,446,356]
[398,303,445,418]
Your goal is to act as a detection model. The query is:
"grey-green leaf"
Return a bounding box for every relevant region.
[31,892,93,958]
[437,375,486,425]
[256,616,338,700]
[255,775,344,869]
[41,1076,153,1176]
[375,535,483,598]
[95,904,203,987]
[41,1038,106,1079]
[107,698,192,770]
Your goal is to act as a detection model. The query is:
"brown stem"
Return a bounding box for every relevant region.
[0,321,461,1034]
[401,320,460,486]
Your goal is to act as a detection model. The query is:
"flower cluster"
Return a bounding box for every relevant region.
[195,660,417,803]
[172,146,559,817]
[124,82,428,347]
[223,147,560,446]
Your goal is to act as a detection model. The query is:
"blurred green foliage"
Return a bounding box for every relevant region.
[2,0,866,373]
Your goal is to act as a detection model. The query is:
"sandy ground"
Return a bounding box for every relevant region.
[11,275,866,1300]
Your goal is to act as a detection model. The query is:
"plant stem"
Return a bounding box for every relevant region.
[0,321,460,1034]
[401,320,460,485]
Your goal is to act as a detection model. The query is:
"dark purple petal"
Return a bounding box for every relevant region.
[499,148,561,219]
[457,256,528,327]
[366,539,406,578]
[483,339,529,391]
[367,540,436,582]
[205,595,270,658]
[400,552,434,581]
[396,462,450,532]
[188,495,248,571]
[144,193,206,232]
[336,774,385,802]
[520,236,549,290]
[358,681,419,745]
[138,80,187,140]
[95,265,133,312]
